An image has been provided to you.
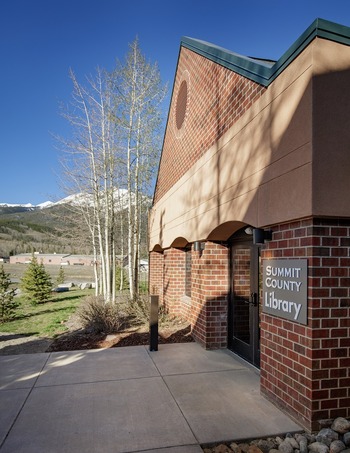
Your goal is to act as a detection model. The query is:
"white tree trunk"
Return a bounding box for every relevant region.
[59,40,167,304]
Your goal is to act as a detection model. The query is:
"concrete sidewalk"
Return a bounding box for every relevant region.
[0,343,301,453]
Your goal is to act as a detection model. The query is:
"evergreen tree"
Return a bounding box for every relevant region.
[21,256,52,305]
[56,266,65,285]
[0,265,19,322]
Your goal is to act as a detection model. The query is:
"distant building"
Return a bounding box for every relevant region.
[60,255,95,266]
[10,253,95,266]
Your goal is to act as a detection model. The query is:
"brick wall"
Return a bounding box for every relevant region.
[191,242,230,349]
[151,242,230,348]
[260,218,350,431]
[154,47,266,203]
[163,248,186,314]
[149,248,191,319]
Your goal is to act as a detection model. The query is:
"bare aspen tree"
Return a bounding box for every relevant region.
[59,39,166,302]
[111,39,167,300]
[59,68,120,302]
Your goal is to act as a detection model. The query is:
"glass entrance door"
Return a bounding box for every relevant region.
[229,237,260,368]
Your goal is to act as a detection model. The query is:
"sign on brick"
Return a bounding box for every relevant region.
[262,259,308,325]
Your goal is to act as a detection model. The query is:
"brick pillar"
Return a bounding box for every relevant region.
[191,241,229,349]
[163,247,185,314]
[260,218,350,431]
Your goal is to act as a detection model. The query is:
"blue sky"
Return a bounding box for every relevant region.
[1,0,350,204]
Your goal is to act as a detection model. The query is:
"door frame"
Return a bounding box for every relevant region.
[228,231,260,368]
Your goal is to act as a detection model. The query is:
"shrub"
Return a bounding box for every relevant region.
[126,295,150,325]
[78,295,125,334]
[0,265,19,322]
[126,295,170,326]
[20,255,52,305]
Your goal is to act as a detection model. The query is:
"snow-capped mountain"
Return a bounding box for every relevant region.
[0,201,56,210]
[0,189,149,211]
[0,194,95,209]
[0,202,37,209]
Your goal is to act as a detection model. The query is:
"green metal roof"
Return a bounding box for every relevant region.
[181,18,350,87]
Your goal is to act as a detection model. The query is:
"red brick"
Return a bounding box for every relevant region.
[154,47,265,203]
[321,399,339,409]
[330,388,347,398]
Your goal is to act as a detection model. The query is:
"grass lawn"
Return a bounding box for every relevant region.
[0,289,93,338]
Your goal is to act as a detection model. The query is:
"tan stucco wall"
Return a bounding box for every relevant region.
[150,37,350,250]
[312,39,350,217]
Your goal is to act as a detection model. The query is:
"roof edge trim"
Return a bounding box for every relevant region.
[181,18,350,87]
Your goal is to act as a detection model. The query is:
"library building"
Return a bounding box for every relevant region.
[149,19,350,431]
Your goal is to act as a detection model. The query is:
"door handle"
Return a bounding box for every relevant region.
[250,292,258,306]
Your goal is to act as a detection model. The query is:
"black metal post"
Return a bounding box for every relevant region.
[149,295,159,351]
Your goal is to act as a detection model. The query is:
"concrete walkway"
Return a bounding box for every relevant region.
[0,343,301,453]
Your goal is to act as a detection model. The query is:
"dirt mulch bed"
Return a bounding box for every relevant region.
[47,319,194,352]
[0,310,194,355]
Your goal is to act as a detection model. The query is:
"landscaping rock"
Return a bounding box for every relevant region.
[52,286,69,292]
[285,437,299,449]
[248,445,264,453]
[59,282,74,288]
[343,433,350,447]
[254,439,278,453]
[238,444,250,453]
[305,435,317,444]
[296,434,308,453]
[212,445,232,453]
[202,419,350,453]
[80,282,91,289]
[330,440,346,453]
[279,440,294,453]
[319,421,334,429]
[332,419,350,435]
[230,443,242,453]
[308,442,330,453]
[316,429,339,446]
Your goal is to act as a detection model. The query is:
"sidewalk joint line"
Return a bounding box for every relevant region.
[0,352,51,450]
